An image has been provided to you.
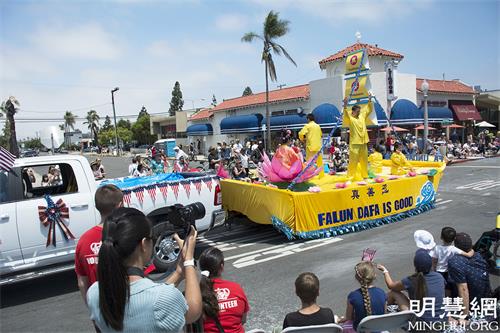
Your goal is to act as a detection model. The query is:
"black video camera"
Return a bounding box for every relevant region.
[166,202,206,233]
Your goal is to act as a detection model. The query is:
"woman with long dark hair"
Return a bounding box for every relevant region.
[199,247,249,333]
[377,249,445,322]
[86,207,202,332]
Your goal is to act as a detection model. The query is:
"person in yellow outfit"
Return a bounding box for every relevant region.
[368,145,384,174]
[342,97,374,180]
[298,114,324,177]
[390,142,415,175]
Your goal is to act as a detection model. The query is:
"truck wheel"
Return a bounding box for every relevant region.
[152,223,182,273]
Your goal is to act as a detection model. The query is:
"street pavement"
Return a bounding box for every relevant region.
[1,157,499,332]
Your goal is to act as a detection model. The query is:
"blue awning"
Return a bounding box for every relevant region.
[186,123,213,136]
[422,107,454,124]
[267,114,307,130]
[390,99,423,125]
[312,103,341,128]
[220,114,263,134]
[372,102,388,126]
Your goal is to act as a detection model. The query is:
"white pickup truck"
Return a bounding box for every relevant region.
[0,155,225,285]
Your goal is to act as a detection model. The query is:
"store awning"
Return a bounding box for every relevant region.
[186,123,213,136]
[268,114,307,130]
[390,99,423,125]
[312,103,341,129]
[220,114,263,134]
[419,107,454,124]
[449,101,482,121]
[373,102,388,126]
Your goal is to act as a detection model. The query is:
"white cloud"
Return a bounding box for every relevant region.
[146,40,174,57]
[250,0,433,23]
[31,23,123,60]
[215,13,249,31]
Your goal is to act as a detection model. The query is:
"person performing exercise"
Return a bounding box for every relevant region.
[299,113,324,177]
[342,96,374,181]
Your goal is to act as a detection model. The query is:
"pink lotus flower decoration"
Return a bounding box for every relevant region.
[308,186,321,193]
[335,182,348,189]
[259,151,321,184]
[407,171,417,177]
[374,177,385,183]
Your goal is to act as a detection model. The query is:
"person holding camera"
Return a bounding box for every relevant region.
[86,207,202,332]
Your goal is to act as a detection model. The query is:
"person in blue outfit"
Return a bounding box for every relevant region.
[377,250,445,323]
[86,208,202,332]
[339,261,386,331]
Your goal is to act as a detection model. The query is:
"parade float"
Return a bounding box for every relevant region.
[221,48,446,240]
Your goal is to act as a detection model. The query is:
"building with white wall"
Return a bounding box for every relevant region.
[186,41,487,148]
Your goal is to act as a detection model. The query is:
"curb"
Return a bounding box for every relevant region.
[448,155,500,165]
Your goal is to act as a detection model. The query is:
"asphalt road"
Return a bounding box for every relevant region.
[1,157,499,332]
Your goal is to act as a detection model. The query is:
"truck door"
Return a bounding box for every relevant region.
[15,161,98,268]
[0,168,24,274]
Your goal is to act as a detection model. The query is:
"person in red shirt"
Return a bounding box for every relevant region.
[199,247,250,333]
[75,184,123,305]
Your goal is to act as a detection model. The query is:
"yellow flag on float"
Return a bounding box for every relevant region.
[345,49,369,74]
[344,75,371,100]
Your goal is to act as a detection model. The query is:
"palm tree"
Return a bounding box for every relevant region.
[0,96,20,157]
[84,110,100,146]
[242,10,296,151]
[63,111,76,148]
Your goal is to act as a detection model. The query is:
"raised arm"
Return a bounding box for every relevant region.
[377,264,405,291]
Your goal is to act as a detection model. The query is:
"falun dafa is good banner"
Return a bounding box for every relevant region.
[345,49,369,74]
[344,75,371,101]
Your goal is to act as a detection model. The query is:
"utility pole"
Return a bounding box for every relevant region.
[111,87,120,156]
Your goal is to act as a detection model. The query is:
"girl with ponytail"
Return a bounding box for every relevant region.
[377,249,445,323]
[340,261,386,331]
[86,207,202,332]
[199,247,249,333]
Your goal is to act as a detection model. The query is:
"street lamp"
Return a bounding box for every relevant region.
[421,80,429,154]
[185,98,206,110]
[111,87,119,156]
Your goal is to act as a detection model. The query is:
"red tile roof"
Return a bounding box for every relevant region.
[189,108,214,121]
[319,43,404,68]
[416,78,475,95]
[210,84,310,113]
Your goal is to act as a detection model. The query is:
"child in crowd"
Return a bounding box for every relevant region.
[199,247,249,333]
[414,229,436,256]
[368,145,384,175]
[283,272,336,329]
[75,184,123,305]
[339,262,386,332]
[432,227,474,296]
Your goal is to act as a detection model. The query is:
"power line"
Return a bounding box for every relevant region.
[20,102,111,114]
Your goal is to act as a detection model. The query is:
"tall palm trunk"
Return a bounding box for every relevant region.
[265,62,271,152]
[7,113,19,157]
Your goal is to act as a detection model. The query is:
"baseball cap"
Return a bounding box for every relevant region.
[174,146,179,151]
[414,249,432,273]
[454,232,472,252]
[414,230,436,250]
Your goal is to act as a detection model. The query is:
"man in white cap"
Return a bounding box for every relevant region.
[174,146,188,161]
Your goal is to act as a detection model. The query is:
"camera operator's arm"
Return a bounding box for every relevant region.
[182,226,202,324]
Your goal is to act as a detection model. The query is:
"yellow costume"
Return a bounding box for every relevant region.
[390,151,413,175]
[299,120,324,177]
[368,151,383,174]
[343,102,373,180]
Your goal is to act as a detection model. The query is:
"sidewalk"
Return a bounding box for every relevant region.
[448,154,500,165]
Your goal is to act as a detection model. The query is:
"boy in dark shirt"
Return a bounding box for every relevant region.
[283,272,336,328]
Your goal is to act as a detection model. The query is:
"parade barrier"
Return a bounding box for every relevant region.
[221,160,445,239]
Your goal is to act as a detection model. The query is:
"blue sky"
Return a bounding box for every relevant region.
[1,0,498,139]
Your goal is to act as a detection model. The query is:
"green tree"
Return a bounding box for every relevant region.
[102,115,112,131]
[138,106,148,118]
[242,11,296,151]
[169,81,184,116]
[63,111,76,148]
[22,137,44,150]
[84,110,100,146]
[242,86,253,96]
[0,96,20,156]
[99,127,133,146]
[117,118,131,130]
[132,113,156,145]
[0,120,9,148]
[211,94,217,107]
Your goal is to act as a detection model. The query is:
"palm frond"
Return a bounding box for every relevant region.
[264,11,289,38]
[274,43,297,66]
[241,32,262,42]
[267,54,278,82]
